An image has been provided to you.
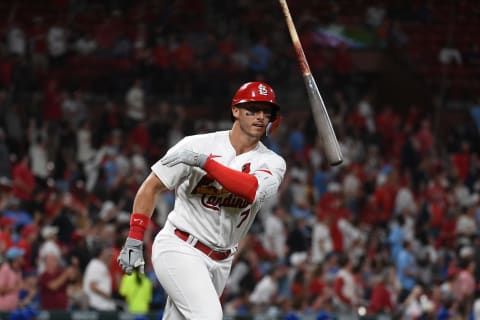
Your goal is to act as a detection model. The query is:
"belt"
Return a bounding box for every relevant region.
[174,229,232,261]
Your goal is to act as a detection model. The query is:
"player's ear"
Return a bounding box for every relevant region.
[231,106,240,121]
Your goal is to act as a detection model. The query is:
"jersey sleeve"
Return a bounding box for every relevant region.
[151,137,193,190]
[250,154,286,213]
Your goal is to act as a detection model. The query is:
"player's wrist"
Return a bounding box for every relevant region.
[128,213,149,241]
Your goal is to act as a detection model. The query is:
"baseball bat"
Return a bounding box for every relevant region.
[278,0,343,166]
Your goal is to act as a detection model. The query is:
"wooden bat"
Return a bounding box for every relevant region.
[278,0,343,166]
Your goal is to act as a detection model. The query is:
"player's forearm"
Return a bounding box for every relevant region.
[203,158,258,203]
[133,187,159,218]
[128,173,166,240]
[132,173,166,217]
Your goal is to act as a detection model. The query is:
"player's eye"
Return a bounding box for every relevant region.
[245,108,272,119]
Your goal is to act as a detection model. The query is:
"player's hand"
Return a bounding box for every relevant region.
[117,237,145,275]
[160,149,208,168]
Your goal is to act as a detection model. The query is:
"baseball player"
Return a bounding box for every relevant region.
[117,81,286,319]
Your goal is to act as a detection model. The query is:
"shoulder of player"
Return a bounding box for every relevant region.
[180,130,229,145]
[256,144,287,172]
[256,143,286,167]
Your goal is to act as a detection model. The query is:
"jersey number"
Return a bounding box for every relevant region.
[236,209,250,228]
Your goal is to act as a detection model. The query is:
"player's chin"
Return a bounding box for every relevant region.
[251,126,266,137]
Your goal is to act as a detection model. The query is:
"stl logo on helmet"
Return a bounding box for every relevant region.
[258,84,268,96]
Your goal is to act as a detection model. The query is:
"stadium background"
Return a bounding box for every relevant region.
[0,0,480,319]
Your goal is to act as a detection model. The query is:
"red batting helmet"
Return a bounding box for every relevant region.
[231,82,280,113]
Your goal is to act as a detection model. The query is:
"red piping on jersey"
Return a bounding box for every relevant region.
[203,158,258,203]
[256,169,272,175]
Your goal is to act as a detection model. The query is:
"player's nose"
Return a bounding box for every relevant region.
[255,110,270,120]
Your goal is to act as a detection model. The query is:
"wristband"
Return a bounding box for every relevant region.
[128,213,149,241]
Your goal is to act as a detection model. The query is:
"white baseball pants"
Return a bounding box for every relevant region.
[152,220,233,320]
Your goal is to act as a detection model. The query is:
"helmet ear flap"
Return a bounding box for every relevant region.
[266,114,281,137]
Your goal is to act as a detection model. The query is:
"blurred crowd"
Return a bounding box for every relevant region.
[0,0,480,320]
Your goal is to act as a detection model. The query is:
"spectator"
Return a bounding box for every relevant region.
[396,240,418,303]
[456,195,478,242]
[337,214,366,263]
[28,134,49,186]
[83,244,116,311]
[286,216,309,260]
[248,36,271,78]
[132,23,150,63]
[11,154,35,203]
[438,40,463,65]
[388,215,406,261]
[0,129,11,178]
[332,43,353,79]
[369,271,394,315]
[473,290,480,320]
[151,38,172,94]
[18,271,39,311]
[38,253,76,310]
[47,19,68,67]
[393,173,417,216]
[451,259,476,307]
[287,123,306,160]
[38,225,62,274]
[0,247,25,311]
[289,268,307,312]
[125,79,146,127]
[248,266,286,313]
[29,16,48,71]
[356,93,376,134]
[365,4,386,28]
[225,249,259,301]
[112,30,133,59]
[94,14,120,56]
[342,164,363,217]
[66,257,89,310]
[119,270,153,317]
[307,263,331,312]
[311,212,333,265]
[262,205,288,262]
[76,119,94,166]
[0,216,14,254]
[402,285,434,319]
[6,23,27,57]
[333,254,360,315]
[74,31,97,56]
[61,90,87,128]
[16,224,39,271]
[43,78,63,123]
[171,36,194,98]
[371,165,398,227]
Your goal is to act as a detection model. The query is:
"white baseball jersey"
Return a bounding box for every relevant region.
[151,130,286,250]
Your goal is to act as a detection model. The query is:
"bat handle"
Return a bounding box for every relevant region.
[278,0,311,76]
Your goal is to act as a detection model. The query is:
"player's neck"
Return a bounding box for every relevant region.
[229,126,259,156]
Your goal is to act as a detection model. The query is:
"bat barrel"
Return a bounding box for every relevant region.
[304,75,343,166]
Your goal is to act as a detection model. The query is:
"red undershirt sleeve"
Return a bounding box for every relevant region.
[203,158,258,203]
